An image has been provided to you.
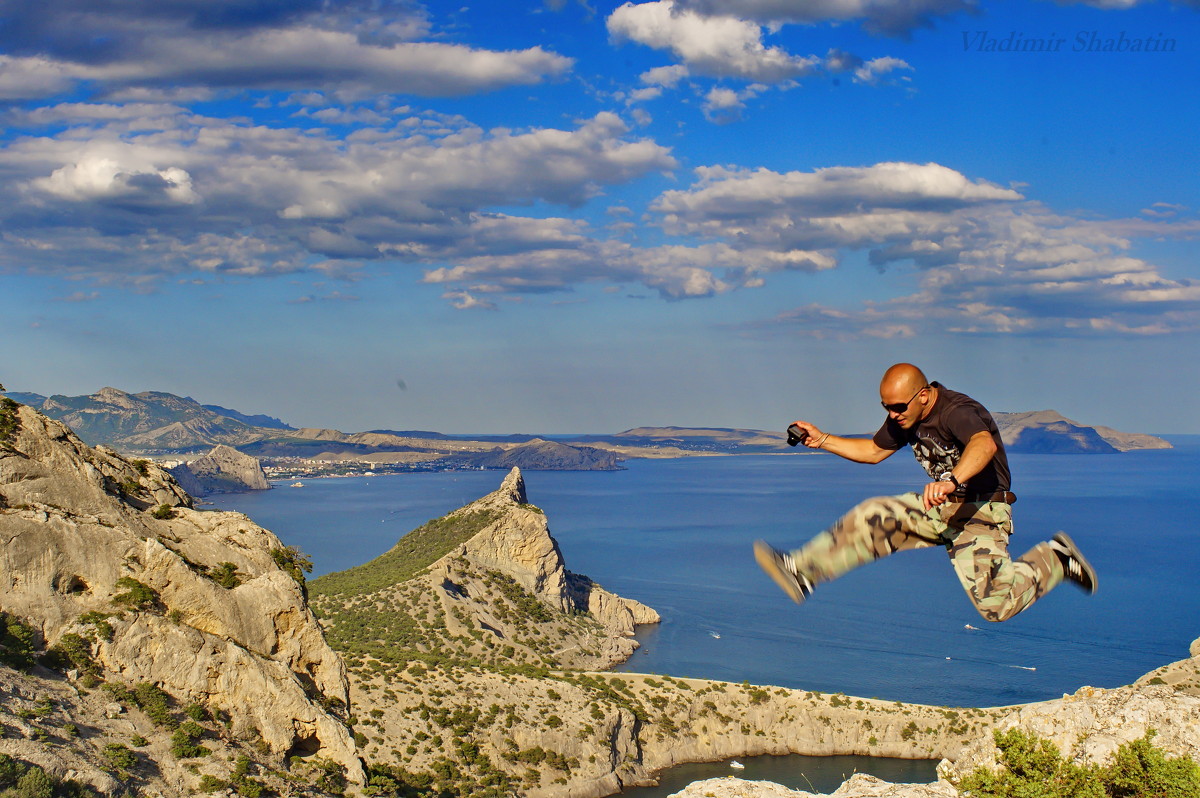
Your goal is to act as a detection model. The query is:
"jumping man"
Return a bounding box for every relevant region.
[754,363,1097,622]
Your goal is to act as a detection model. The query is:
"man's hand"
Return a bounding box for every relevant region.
[922,479,958,511]
[790,420,824,449]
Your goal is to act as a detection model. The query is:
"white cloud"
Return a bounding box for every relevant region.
[443,290,498,310]
[653,162,1023,248]
[640,64,691,87]
[700,84,768,122]
[608,1,818,81]
[0,56,84,100]
[657,163,1200,336]
[853,56,912,85]
[671,0,977,36]
[0,8,573,102]
[0,105,678,291]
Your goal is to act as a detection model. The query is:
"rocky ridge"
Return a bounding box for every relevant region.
[994,410,1171,453]
[0,401,364,792]
[168,444,271,496]
[664,642,1200,798]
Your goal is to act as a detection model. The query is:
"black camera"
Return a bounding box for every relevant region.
[786,423,809,447]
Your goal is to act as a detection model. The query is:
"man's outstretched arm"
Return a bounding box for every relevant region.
[789,420,896,464]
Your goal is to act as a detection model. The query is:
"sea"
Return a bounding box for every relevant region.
[210,436,1200,794]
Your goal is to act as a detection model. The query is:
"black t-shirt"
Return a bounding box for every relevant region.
[872,382,1011,495]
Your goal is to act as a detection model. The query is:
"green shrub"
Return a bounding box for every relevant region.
[271,546,313,587]
[233,777,266,797]
[0,612,37,671]
[210,562,243,589]
[102,743,137,774]
[0,397,21,446]
[311,758,348,796]
[198,775,227,793]
[131,459,151,476]
[170,720,211,758]
[78,611,115,641]
[45,632,99,677]
[957,729,1200,798]
[151,504,176,520]
[116,478,142,497]
[14,766,54,798]
[132,682,177,728]
[111,578,161,612]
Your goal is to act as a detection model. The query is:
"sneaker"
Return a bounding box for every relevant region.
[753,540,814,604]
[1049,532,1098,594]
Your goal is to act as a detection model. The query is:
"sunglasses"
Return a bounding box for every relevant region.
[881,385,929,414]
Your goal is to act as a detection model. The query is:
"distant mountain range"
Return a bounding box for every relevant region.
[1,386,1172,463]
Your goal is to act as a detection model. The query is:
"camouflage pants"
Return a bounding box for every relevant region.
[787,493,1064,622]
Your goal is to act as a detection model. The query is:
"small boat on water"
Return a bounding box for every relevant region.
[291,481,304,488]
[964,623,978,630]
[709,631,721,639]
[729,761,745,769]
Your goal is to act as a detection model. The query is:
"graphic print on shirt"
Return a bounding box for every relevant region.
[911,435,960,481]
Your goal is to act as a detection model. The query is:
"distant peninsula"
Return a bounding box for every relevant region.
[0,388,1172,490]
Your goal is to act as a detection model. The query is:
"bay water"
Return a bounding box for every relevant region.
[211,438,1200,789]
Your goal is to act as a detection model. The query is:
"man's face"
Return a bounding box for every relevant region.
[881,384,928,430]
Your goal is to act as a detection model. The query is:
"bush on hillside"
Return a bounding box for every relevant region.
[957,728,1200,798]
[0,612,37,671]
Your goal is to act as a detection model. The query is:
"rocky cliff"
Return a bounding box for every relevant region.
[168,444,271,496]
[994,410,1171,453]
[664,637,1200,798]
[0,401,363,792]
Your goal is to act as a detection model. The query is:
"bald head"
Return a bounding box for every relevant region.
[879,363,934,429]
[880,363,928,397]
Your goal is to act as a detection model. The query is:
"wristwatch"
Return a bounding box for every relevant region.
[939,472,962,489]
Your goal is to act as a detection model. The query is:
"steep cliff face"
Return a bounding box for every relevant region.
[0,403,363,787]
[169,444,270,496]
[664,637,1200,798]
[443,468,659,643]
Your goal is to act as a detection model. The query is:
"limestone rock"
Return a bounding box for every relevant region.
[169,444,270,496]
[668,774,958,798]
[0,403,363,785]
[941,683,1200,782]
[444,467,659,636]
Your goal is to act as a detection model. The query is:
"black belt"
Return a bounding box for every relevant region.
[962,490,1016,504]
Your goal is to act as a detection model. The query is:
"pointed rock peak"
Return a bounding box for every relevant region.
[500,466,527,504]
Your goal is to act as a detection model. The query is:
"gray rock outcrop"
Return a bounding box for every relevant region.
[444,467,659,640]
[0,402,363,784]
[663,638,1200,798]
[169,444,270,496]
[995,410,1171,453]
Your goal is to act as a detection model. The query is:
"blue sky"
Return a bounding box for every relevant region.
[2,0,1198,434]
